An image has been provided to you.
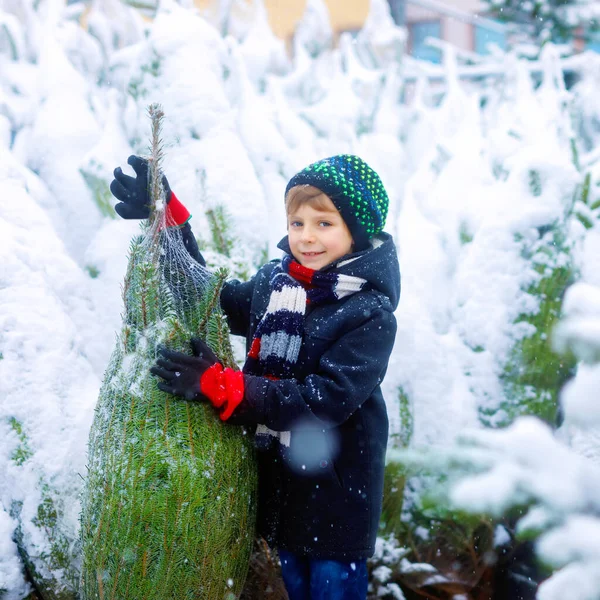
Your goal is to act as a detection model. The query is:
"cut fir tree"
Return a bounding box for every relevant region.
[80,105,257,600]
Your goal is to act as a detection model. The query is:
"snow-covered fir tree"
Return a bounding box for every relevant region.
[485,0,600,45]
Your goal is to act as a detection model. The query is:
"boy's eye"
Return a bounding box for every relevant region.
[319,221,332,227]
[289,221,302,227]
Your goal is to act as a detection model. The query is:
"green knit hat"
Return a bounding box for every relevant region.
[285,154,389,250]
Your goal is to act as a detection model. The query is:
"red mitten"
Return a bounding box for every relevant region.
[200,363,245,421]
[165,192,191,227]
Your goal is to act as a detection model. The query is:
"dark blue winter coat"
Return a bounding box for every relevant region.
[220,233,400,560]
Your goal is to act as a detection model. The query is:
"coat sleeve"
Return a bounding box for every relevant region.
[237,306,397,429]
[219,275,257,337]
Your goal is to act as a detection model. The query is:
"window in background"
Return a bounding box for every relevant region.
[410,20,442,63]
[475,21,507,54]
[587,30,600,53]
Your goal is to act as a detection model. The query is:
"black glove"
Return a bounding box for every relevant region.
[150,338,220,401]
[110,155,171,219]
[112,155,206,267]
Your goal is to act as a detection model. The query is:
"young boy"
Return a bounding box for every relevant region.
[111,154,400,600]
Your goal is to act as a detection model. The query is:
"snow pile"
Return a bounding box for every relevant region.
[0,506,29,600]
[555,283,600,425]
[0,158,99,595]
[450,417,600,600]
[386,45,583,443]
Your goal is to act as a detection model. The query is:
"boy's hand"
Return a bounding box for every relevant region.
[110,155,171,219]
[150,339,245,420]
[190,337,220,363]
[150,345,208,401]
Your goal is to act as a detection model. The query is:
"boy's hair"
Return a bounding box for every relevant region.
[285,185,334,215]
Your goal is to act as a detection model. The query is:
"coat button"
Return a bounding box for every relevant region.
[320,460,328,468]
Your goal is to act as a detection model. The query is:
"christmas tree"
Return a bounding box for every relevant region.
[80,105,257,600]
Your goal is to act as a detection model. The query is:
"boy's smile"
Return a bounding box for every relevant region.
[287,194,354,271]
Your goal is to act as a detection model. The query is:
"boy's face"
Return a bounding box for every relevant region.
[287,193,354,270]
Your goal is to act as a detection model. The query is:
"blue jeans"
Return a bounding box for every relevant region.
[279,550,368,600]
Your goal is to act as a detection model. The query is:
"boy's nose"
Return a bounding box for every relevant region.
[300,227,317,243]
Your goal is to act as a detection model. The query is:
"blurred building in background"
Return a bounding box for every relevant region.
[402,0,600,61]
[132,0,600,60]
[193,0,369,39]
[403,0,507,62]
[194,0,505,54]
[193,0,507,59]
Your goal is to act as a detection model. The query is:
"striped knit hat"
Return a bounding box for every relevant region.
[285,154,389,250]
